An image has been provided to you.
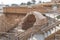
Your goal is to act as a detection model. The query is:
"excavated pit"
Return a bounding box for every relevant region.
[20,11,48,30]
[21,14,36,30]
[0,11,48,40]
[16,11,48,40]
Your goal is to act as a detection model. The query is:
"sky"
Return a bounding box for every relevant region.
[0,0,51,5]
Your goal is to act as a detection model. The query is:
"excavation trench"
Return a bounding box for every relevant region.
[17,11,48,40]
[0,11,48,40]
[20,11,47,30]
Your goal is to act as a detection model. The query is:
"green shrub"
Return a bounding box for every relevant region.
[56,15,60,19]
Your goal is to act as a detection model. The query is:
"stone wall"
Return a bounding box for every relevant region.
[0,13,26,33]
[3,6,47,14]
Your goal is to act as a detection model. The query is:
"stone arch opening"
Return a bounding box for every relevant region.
[22,14,36,30]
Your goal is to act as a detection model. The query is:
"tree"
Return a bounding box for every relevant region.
[27,1,32,5]
[5,5,9,7]
[39,1,41,3]
[32,0,36,4]
[56,15,60,19]
[20,3,26,5]
[11,4,18,7]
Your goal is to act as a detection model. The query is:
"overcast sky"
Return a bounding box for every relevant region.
[0,0,51,5]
